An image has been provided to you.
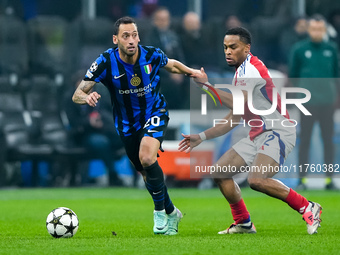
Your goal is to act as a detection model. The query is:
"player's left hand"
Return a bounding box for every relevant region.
[178,133,202,153]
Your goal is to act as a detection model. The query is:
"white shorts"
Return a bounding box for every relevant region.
[232,131,296,166]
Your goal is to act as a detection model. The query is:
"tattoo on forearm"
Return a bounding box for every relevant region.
[80,80,96,93]
[72,80,96,104]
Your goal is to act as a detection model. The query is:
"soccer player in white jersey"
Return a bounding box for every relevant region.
[179,27,322,235]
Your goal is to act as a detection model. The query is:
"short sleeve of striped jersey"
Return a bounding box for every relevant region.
[155,48,168,67]
[84,54,107,83]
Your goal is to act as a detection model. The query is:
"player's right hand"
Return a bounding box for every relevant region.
[191,67,208,85]
[178,133,202,153]
[86,92,101,107]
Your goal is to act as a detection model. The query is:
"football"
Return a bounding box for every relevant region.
[46,207,79,238]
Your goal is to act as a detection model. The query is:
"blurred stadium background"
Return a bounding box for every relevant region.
[1,0,340,189]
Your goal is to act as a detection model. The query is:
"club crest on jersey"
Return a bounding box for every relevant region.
[130,74,141,86]
[144,64,152,74]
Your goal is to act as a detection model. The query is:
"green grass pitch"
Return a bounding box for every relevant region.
[0,187,339,255]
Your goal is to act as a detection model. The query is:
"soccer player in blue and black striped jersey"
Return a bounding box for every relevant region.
[72,16,198,235]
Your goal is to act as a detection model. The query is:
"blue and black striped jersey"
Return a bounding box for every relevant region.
[84,45,169,136]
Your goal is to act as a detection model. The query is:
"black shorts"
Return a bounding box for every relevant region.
[120,114,169,172]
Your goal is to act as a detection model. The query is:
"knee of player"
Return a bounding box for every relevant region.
[139,154,157,168]
[247,177,264,191]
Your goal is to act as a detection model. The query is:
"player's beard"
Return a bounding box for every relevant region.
[117,40,138,57]
[122,45,137,57]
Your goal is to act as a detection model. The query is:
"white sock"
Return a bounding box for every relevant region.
[154,209,165,213]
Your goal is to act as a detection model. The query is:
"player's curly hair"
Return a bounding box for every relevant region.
[113,16,137,35]
[225,27,252,45]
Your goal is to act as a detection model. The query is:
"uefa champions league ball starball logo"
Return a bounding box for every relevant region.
[46,207,79,238]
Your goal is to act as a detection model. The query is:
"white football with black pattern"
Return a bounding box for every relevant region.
[46,207,79,238]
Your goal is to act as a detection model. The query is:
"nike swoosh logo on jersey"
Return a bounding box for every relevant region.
[148,130,158,133]
[114,73,126,79]
[152,190,162,195]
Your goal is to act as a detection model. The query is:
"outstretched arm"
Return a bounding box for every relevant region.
[192,67,247,109]
[164,59,197,75]
[178,111,241,153]
[72,80,101,107]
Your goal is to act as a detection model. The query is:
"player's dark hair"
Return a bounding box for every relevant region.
[225,27,252,45]
[113,16,137,35]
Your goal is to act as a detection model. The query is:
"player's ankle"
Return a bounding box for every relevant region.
[235,216,251,225]
[242,216,251,224]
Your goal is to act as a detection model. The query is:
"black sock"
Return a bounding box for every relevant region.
[164,185,175,214]
[144,161,165,211]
